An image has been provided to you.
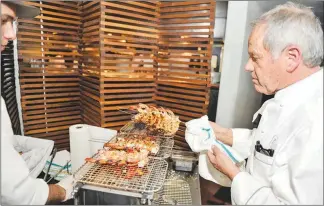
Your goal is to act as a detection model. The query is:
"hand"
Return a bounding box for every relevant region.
[209,121,233,146]
[207,145,240,180]
[56,175,74,202]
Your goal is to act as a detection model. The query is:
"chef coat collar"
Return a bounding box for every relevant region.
[274,68,323,107]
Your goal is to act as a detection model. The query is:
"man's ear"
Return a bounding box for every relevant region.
[284,45,302,73]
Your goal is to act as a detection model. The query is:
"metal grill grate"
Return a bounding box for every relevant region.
[75,157,168,193]
[156,138,174,159]
[153,179,192,205]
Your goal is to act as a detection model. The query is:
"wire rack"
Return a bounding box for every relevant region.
[156,138,174,159]
[75,156,169,193]
[120,121,175,138]
[152,179,193,205]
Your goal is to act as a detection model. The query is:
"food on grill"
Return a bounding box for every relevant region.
[129,103,180,136]
[114,167,146,179]
[104,135,159,155]
[85,148,149,168]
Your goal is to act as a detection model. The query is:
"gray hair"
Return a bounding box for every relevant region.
[252,1,323,67]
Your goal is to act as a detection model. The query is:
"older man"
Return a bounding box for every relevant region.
[208,2,323,205]
[1,2,73,204]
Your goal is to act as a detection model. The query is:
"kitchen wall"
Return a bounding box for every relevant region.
[215,1,262,128]
[213,1,228,39]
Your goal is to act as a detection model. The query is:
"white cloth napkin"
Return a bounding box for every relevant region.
[185,115,245,187]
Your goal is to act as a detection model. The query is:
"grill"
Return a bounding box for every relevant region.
[73,119,175,200]
[152,179,193,205]
[75,156,168,193]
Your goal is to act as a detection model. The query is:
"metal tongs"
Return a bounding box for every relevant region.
[46,160,71,183]
[44,148,57,181]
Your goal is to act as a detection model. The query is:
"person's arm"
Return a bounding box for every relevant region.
[1,135,66,205]
[12,135,54,178]
[209,121,253,158]
[231,114,323,205]
[46,184,66,204]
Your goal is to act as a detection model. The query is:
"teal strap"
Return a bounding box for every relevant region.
[46,161,71,168]
[201,127,239,163]
[213,139,239,164]
[201,127,211,141]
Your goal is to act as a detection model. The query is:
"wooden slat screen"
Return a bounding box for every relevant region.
[99,1,159,130]
[1,41,22,135]
[156,0,215,149]
[17,1,82,150]
[16,0,215,151]
[80,1,101,127]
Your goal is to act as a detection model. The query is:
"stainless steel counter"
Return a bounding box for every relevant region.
[150,161,201,205]
[73,162,201,205]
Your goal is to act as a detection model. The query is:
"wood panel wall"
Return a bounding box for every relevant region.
[99,1,159,130]
[79,1,101,127]
[17,1,82,150]
[1,41,22,135]
[156,0,215,149]
[17,0,215,151]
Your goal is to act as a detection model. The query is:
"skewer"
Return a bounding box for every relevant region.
[46,160,71,183]
[117,107,139,115]
[117,109,134,115]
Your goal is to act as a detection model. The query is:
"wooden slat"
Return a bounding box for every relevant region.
[103,15,157,28]
[26,2,81,15]
[101,28,158,39]
[41,10,81,20]
[101,2,158,16]
[156,0,214,149]
[18,2,82,150]
[160,0,213,8]
[160,5,211,13]
[102,9,158,22]
[18,19,79,30]
[81,1,100,10]
[160,11,210,19]
[101,21,158,33]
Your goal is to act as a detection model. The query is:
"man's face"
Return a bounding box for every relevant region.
[245,25,285,95]
[1,3,17,51]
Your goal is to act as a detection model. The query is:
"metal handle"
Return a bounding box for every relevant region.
[71,182,83,199]
[46,160,70,183]
[44,148,57,181]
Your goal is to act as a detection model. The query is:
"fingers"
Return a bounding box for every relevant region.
[211,145,220,154]
[207,150,217,165]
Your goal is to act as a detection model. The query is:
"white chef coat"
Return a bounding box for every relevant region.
[1,97,51,205]
[230,69,323,205]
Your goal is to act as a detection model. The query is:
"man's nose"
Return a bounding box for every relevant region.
[3,23,17,41]
[245,58,254,72]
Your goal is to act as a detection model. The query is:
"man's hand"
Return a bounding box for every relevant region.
[56,175,74,202]
[207,145,240,180]
[209,121,234,146]
[46,175,74,204]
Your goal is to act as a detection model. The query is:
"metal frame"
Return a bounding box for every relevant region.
[74,156,168,194]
